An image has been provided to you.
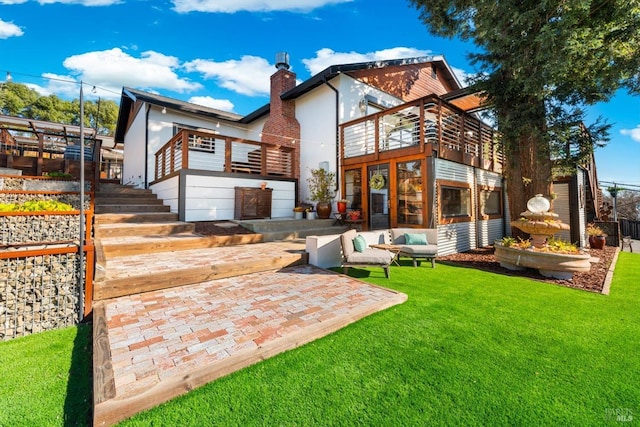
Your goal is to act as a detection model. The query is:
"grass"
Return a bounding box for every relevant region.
[1,252,639,426]
[0,323,92,427]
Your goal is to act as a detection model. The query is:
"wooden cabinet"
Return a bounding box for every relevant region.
[234,187,272,220]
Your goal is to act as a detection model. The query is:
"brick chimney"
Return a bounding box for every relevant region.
[261,52,301,179]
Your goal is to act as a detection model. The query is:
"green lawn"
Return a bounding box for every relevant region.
[1,252,639,426]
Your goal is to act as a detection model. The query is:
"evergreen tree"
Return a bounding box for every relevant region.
[409,0,640,218]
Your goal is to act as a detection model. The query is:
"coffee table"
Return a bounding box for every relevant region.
[370,243,402,266]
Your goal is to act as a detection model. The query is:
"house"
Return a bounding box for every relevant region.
[114,53,600,255]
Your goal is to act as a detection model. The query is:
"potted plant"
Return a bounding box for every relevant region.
[586,223,607,249]
[293,206,304,219]
[306,207,317,220]
[307,168,335,219]
[337,199,349,214]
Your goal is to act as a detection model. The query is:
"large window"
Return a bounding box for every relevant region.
[440,185,471,219]
[480,188,502,218]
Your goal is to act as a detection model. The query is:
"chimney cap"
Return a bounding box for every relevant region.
[275,52,290,70]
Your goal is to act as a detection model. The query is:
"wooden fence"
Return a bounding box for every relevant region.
[620,219,640,240]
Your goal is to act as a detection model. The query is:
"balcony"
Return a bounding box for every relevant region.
[340,95,503,173]
[154,130,295,181]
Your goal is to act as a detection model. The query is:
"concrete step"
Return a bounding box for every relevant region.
[259,226,348,242]
[95,204,171,214]
[94,221,196,238]
[239,218,338,232]
[96,232,264,258]
[94,212,180,224]
[237,218,347,242]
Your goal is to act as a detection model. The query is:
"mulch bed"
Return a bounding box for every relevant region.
[193,221,616,293]
[438,246,617,293]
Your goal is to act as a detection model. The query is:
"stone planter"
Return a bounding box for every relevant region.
[293,211,303,219]
[494,243,592,280]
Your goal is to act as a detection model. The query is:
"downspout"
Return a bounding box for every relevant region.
[144,104,150,189]
[323,78,340,195]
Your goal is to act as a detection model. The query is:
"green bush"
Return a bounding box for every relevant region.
[0,200,74,212]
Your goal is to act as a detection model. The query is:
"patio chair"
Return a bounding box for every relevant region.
[340,229,393,278]
[391,227,438,267]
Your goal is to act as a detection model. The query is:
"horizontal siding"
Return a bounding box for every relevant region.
[151,176,179,214]
[183,174,296,222]
[435,158,474,183]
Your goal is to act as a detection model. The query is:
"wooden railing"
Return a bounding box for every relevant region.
[154,130,295,181]
[340,95,503,173]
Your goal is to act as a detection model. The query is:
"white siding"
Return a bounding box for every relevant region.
[122,105,149,188]
[151,176,179,213]
[183,175,296,222]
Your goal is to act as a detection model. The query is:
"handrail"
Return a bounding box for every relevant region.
[340,94,502,172]
[154,130,296,181]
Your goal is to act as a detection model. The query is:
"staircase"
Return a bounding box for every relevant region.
[93,183,303,301]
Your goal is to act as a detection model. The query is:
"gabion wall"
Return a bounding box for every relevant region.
[0,215,85,245]
[0,177,91,340]
[0,248,81,341]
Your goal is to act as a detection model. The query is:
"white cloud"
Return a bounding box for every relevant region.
[0,1,28,4]
[0,19,24,39]
[302,47,432,75]
[621,126,640,143]
[183,55,273,97]
[188,96,235,112]
[61,48,201,97]
[172,0,351,13]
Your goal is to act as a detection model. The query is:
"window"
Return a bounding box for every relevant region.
[440,185,471,218]
[480,189,502,217]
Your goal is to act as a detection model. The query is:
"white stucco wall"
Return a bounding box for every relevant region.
[122,105,149,188]
[295,74,404,206]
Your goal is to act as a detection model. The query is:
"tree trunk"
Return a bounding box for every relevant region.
[499,97,553,226]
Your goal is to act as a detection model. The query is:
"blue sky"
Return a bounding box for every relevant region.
[1,0,638,186]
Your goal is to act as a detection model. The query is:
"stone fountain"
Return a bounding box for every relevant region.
[494,194,592,280]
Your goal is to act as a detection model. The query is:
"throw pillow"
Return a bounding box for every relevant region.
[353,235,367,252]
[405,233,427,245]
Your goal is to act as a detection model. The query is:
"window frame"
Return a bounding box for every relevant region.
[438,180,473,224]
[478,186,503,220]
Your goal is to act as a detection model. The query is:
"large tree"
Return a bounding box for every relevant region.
[409,0,640,218]
[0,81,118,135]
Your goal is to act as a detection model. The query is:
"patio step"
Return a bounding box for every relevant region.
[94,240,307,300]
[94,196,165,205]
[96,232,263,258]
[238,218,348,242]
[95,203,171,214]
[94,221,196,238]
[94,212,180,224]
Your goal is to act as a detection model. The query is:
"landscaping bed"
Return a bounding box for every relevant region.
[439,245,617,293]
